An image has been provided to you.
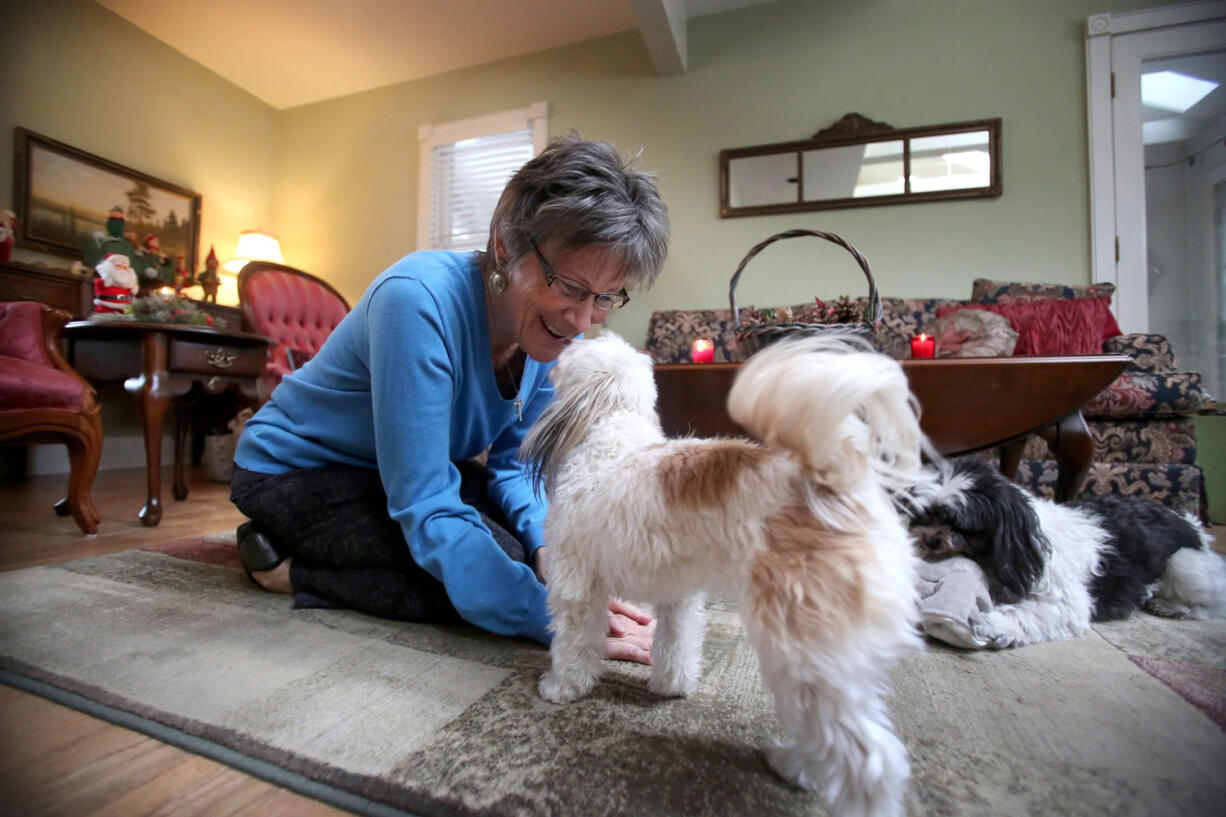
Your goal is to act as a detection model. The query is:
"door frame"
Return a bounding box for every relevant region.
[1085,1,1226,332]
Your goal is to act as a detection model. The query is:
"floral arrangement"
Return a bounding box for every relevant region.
[739,295,865,327]
[90,291,227,328]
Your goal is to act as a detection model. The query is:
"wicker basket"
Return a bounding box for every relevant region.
[729,229,882,359]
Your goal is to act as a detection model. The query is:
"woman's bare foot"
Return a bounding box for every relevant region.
[250,558,293,593]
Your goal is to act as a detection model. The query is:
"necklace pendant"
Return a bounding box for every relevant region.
[513,397,524,422]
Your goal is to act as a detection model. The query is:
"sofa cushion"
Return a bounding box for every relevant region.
[645,297,962,362]
[971,278,1117,304]
[645,308,742,364]
[1022,417,1198,465]
[936,297,1121,355]
[1083,371,1209,418]
[1014,459,1205,521]
[0,355,86,410]
[872,297,963,359]
[1103,333,1178,373]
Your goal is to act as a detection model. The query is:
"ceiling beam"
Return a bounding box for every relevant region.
[628,0,688,75]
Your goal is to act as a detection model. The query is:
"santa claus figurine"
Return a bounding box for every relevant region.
[0,209,15,263]
[93,253,139,314]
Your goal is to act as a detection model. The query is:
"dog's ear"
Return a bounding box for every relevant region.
[520,351,648,498]
[975,484,1049,598]
[938,460,1049,597]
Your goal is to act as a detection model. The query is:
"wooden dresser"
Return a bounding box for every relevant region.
[0,260,243,327]
[0,261,93,317]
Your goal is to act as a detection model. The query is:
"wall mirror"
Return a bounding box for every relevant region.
[720,113,1001,217]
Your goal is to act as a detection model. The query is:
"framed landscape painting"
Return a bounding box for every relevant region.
[13,127,202,272]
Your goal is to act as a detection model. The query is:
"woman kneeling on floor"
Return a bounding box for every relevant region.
[229,134,669,664]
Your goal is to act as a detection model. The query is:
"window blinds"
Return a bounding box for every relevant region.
[428,128,533,251]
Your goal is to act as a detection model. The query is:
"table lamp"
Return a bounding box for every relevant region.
[223,229,284,273]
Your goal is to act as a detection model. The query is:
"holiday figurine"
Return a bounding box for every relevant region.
[80,206,137,270]
[173,255,193,292]
[134,234,175,293]
[197,245,221,303]
[92,253,139,314]
[0,209,15,263]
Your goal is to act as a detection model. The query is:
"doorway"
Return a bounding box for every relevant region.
[1087,3,1226,399]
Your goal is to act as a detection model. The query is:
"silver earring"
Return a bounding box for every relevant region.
[488,270,507,295]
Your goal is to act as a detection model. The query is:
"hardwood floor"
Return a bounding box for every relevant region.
[0,466,351,817]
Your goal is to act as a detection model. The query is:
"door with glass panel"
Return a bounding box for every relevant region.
[1106,14,1226,399]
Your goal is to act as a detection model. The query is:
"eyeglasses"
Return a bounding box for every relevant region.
[530,239,630,310]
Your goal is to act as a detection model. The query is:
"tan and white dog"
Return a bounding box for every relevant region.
[521,332,929,817]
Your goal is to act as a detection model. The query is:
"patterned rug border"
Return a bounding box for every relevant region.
[1,539,479,817]
[0,666,416,817]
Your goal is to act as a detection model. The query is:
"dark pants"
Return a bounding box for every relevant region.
[230,460,527,622]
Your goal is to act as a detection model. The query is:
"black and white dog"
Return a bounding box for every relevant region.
[910,457,1226,647]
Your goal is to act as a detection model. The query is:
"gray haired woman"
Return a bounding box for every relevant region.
[230,134,669,661]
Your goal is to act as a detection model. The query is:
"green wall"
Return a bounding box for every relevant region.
[1195,415,1226,523]
[0,0,279,306]
[274,0,1157,348]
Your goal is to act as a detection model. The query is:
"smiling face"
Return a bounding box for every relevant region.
[489,238,629,363]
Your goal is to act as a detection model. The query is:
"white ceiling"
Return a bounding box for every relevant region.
[96,0,771,110]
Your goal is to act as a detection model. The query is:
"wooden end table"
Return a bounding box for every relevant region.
[654,354,1130,502]
[63,320,270,526]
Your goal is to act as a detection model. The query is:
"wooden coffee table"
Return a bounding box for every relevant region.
[63,321,270,526]
[654,354,1130,502]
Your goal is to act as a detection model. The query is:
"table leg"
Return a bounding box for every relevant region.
[1038,410,1094,503]
[126,333,172,527]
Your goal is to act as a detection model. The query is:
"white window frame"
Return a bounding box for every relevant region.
[416,102,549,251]
[1085,1,1226,331]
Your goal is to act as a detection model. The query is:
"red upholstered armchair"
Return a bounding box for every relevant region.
[0,302,103,534]
[237,262,350,399]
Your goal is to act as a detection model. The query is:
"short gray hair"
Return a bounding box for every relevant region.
[487,132,670,291]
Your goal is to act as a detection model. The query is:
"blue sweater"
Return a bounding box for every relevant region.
[235,251,554,644]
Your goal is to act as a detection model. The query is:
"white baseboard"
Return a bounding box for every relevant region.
[28,434,175,476]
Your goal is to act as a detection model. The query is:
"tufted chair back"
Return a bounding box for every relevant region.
[237,262,350,399]
[0,301,57,365]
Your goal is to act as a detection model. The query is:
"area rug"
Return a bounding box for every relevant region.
[2,538,1225,817]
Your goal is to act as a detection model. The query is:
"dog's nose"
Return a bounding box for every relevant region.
[909,525,944,551]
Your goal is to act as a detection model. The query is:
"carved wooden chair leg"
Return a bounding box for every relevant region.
[61,432,99,534]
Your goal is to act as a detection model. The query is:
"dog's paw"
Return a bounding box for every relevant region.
[647,672,698,698]
[975,611,1017,649]
[537,671,591,704]
[765,744,819,791]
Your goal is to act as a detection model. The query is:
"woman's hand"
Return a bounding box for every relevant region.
[606,599,654,664]
[533,546,550,584]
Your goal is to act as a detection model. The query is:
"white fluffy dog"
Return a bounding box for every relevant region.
[520,332,929,817]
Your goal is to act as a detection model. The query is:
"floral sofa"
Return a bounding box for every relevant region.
[644,278,1212,519]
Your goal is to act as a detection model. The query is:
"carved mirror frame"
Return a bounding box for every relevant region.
[719,113,1002,218]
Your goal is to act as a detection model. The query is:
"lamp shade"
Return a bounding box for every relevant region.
[223,230,284,273]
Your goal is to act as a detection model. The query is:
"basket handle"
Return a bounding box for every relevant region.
[729,229,882,329]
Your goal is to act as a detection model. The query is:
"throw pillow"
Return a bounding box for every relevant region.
[936,296,1122,356]
[926,309,1018,357]
[971,278,1117,305]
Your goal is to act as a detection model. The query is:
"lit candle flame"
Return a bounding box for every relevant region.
[692,339,713,352]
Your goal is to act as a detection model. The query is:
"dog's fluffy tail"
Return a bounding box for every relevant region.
[727,335,932,500]
[1149,525,1226,620]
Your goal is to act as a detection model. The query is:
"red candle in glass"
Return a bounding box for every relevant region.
[691,338,715,363]
[910,333,935,358]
